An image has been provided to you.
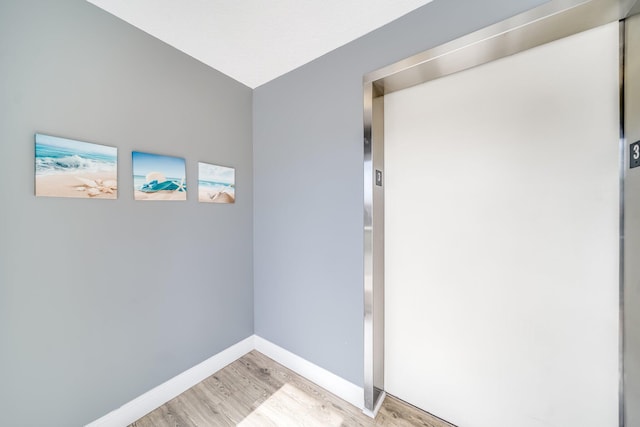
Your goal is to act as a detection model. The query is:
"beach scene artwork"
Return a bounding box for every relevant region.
[35,133,118,199]
[132,151,186,201]
[198,162,235,203]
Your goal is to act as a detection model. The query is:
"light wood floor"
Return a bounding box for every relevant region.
[130,350,454,427]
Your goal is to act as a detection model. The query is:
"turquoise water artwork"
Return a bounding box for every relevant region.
[132,151,186,201]
[35,133,118,199]
[198,162,235,203]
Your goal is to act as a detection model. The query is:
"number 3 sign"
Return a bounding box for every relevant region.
[632,141,640,169]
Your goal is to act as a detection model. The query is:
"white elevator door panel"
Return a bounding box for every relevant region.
[384,23,620,427]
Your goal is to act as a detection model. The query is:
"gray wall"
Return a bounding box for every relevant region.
[253,0,548,387]
[0,1,253,426]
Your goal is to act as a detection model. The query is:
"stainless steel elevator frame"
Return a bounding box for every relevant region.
[623,13,640,427]
[363,0,640,421]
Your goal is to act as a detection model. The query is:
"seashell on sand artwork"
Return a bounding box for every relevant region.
[75,177,99,188]
[71,176,118,197]
[145,171,166,183]
[208,191,235,203]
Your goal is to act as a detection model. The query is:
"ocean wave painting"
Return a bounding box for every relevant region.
[35,133,117,199]
[132,151,186,201]
[198,162,235,204]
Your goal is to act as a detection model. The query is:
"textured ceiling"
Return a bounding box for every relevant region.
[87,0,434,88]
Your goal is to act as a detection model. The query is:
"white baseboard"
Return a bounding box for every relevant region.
[85,335,255,427]
[86,335,365,426]
[253,335,364,410]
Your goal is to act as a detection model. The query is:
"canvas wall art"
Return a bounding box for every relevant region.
[198,162,235,203]
[35,133,118,199]
[132,151,186,201]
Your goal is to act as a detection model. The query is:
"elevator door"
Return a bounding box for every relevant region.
[384,22,620,427]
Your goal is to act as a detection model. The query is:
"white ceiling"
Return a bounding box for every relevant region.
[87,0,434,88]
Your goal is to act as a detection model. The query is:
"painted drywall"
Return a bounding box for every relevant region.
[0,1,253,426]
[253,0,548,386]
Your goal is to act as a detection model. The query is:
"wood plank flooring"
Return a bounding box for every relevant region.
[130,350,454,427]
